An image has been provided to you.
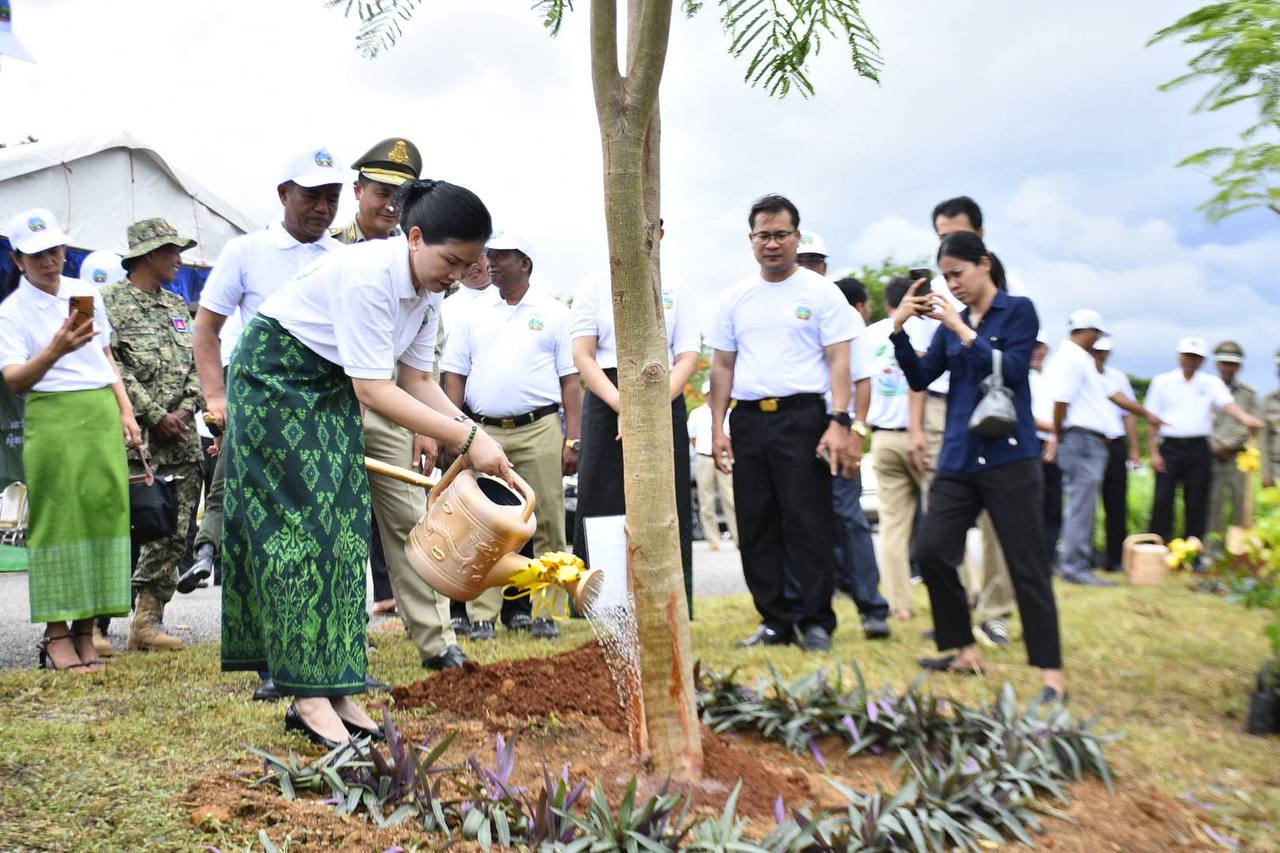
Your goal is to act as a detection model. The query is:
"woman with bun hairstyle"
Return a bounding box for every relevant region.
[889,230,1066,704]
[220,180,514,746]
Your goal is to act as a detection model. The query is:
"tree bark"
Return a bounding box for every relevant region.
[589,0,702,780]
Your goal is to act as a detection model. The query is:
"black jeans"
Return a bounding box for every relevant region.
[1100,438,1129,570]
[730,398,837,635]
[1041,458,1062,573]
[920,457,1061,669]
[1151,436,1210,542]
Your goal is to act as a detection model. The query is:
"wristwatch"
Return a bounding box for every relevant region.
[851,420,869,438]
[565,438,582,451]
[828,412,853,429]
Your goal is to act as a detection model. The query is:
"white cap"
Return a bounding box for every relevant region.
[1176,336,1208,358]
[487,230,536,265]
[1093,336,1112,352]
[6,208,70,254]
[1035,329,1049,345]
[280,146,348,188]
[79,250,127,286]
[1067,308,1108,334]
[797,230,827,257]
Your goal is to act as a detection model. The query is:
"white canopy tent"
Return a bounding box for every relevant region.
[0,130,256,266]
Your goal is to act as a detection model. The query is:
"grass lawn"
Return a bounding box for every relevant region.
[0,579,1276,851]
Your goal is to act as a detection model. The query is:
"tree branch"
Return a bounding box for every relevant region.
[591,0,624,112]
[624,0,674,112]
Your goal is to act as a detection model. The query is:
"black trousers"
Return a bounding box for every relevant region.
[730,397,837,635]
[369,516,395,602]
[1041,458,1062,573]
[1151,436,1210,542]
[572,368,693,615]
[1100,438,1129,570]
[920,457,1061,669]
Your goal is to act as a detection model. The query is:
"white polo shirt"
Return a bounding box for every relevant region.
[0,276,117,392]
[260,235,440,379]
[687,403,729,455]
[439,287,576,418]
[569,274,699,368]
[863,317,911,429]
[710,266,857,400]
[904,313,948,396]
[441,284,497,329]
[1144,368,1234,438]
[1043,338,1116,434]
[1029,368,1053,440]
[1101,365,1136,440]
[198,221,340,323]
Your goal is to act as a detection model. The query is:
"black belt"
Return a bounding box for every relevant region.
[732,393,824,413]
[468,403,560,429]
[872,426,907,432]
[1063,426,1110,444]
[926,390,947,400]
[1161,435,1208,443]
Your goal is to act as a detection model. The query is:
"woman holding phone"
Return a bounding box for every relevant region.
[889,230,1066,704]
[220,180,514,747]
[0,208,141,672]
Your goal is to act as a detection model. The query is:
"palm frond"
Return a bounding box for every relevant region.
[326,0,423,58]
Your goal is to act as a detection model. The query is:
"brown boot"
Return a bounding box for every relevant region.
[93,626,115,658]
[127,591,184,651]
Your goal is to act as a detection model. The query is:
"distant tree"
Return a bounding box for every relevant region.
[837,256,928,323]
[1149,1,1280,220]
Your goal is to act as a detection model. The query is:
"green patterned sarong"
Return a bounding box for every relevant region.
[220,315,370,697]
[24,387,131,622]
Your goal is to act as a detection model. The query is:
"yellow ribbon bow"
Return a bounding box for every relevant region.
[504,551,587,620]
[1165,537,1203,570]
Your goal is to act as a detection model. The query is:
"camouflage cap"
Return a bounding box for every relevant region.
[1213,340,1244,364]
[352,137,422,187]
[121,218,196,262]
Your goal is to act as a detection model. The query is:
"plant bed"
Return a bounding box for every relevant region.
[182,640,1213,851]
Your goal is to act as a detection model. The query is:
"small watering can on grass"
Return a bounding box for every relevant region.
[1122,534,1169,586]
[365,456,602,612]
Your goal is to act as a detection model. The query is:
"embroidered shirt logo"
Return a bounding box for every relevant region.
[528,316,545,332]
[661,290,674,311]
[172,317,191,333]
[794,303,813,321]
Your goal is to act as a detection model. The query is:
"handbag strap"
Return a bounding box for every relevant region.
[138,447,156,487]
[990,348,1004,388]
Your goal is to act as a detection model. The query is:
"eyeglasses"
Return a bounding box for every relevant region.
[750,230,797,244]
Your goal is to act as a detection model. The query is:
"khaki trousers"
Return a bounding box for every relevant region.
[871,430,921,614]
[695,454,738,544]
[470,413,566,622]
[1207,454,1246,553]
[364,408,457,660]
[922,395,1014,622]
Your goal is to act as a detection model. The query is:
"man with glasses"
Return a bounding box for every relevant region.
[709,194,858,652]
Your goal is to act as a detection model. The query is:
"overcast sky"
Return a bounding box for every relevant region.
[3,0,1277,388]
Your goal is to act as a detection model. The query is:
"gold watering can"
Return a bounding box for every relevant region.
[364,456,602,612]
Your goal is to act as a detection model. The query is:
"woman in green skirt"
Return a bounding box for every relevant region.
[221,180,513,746]
[0,208,141,672]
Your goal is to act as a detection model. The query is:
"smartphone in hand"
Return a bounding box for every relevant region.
[908,269,933,295]
[69,295,95,330]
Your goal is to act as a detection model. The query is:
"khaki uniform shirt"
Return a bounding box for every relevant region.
[1210,381,1256,454]
[102,282,203,465]
[1262,390,1280,482]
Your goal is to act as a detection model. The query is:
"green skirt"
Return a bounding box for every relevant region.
[24,386,131,622]
[221,315,371,697]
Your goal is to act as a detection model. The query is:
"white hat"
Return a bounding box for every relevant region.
[1067,308,1108,334]
[1093,336,1113,352]
[280,146,348,188]
[797,230,827,257]
[6,208,70,254]
[1176,336,1208,358]
[487,230,536,265]
[79,250,126,286]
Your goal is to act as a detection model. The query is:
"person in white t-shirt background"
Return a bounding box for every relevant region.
[1028,332,1062,576]
[688,382,737,549]
[795,230,829,277]
[1090,337,1141,572]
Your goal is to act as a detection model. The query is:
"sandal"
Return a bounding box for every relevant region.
[72,631,107,671]
[918,654,984,676]
[37,635,90,672]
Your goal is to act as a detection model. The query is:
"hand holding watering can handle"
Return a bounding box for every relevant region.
[427,455,538,523]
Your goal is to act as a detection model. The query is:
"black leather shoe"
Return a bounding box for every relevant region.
[424,644,469,671]
[862,618,891,640]
[800,626,833,652]
[739,625,794,648]
[253,675,283,702]
[507,614,535,632]
[1060,569,1117,587]
[451,615,472,638]
[469,620,497,640]
[1032,685,1069,706]
[364,674,391,692]
[176,544,215,594]
[284,703,344,749]
[530,618,560,639]
[341,718,386,741]
[918,655,983,675]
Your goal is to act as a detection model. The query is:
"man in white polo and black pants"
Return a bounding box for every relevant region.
[440,231,581,640]
[709,194,858,652]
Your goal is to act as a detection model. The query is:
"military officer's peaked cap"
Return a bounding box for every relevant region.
[1213,340,1245,364]
[352,138,423,187]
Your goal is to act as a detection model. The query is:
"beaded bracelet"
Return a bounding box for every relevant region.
[460,423,479,455]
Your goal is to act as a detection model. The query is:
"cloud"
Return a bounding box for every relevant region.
[847,216,935,267]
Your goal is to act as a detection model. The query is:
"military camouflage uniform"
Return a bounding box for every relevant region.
[103,280,204,603]
[1207,379,1256,549]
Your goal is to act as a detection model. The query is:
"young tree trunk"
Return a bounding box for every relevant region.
[589,0,702,780]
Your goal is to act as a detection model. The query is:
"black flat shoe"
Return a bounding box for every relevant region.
[424,644,469,671]
[284,703,345,750]
[918,655,984,675]
[341,718,386,741]
[253,675,283,701]
[364,673,392,692]
[1032,686,1069,706]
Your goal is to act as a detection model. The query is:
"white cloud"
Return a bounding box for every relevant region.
[847,216,935,267]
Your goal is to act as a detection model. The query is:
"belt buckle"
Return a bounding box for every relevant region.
[501,418,517,429]
[760,398,780,413]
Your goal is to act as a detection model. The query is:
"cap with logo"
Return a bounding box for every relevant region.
[281,146,348,188]
[797,230,827,257]
[121,218,196,264]
[352,137,423,187]
[1212,340,1244,364]
[6,207,70,254]
[1067,308,1107,334]
[1176,336,1208,358]
[487,230,536,266]
[1092,336,1113,353]
[79,250,127,286]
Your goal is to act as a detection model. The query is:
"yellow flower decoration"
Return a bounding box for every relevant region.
[505,551,587,619]
[1237,446,1261,474]
[1165,537,1203,570]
